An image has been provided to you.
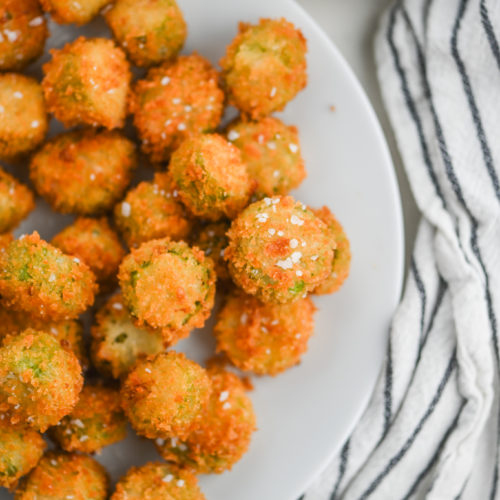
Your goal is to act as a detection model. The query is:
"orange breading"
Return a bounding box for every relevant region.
[15,451,108,500]
[51,384,127,454]
[156,365,256,473]
[0,73,48,160]
[129,53,224,164]
[0,232,97,321]
[52,217,125,287]
[0,330,83,432]
[39,0,111,24]
[120,351,212,440]
[105,0,186,68]
[311,206,351,294]
[114,172,192,249]
[118,238,216,344]
[220,18,307,119]
[0,167,35,233]
[0,419,45,490]
[30,129,137,215]
[42,37,131,129]
[0,0,48,71]
[215,290,316,375]
[226,116,306,197]
[111,462,205,500]
[225,196,334,304]
[0,232,13,250]
[90,293,164,379]
[170,134,254,221]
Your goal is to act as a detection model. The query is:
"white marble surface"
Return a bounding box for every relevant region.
[298,0,419,270]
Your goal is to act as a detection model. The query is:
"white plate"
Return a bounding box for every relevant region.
[0,1,404,499]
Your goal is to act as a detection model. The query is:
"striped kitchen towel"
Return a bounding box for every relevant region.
[302,0,500,498]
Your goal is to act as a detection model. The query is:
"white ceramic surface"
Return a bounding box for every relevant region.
[0,1,404,499]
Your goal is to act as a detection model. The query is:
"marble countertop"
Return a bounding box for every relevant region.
[298,0,419,271]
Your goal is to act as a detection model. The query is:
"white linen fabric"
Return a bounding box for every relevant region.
[302,0,500,498]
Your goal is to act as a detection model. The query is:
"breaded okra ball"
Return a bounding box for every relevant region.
[120,351,211,440]
[111,462,205,500]
[220,18,307,119]
[15,452,108,500]
[215,290,316,375]
[191,220,230,281]
[91,293,164,379]
[312,206,351,294]
[0,330,83,431]
[0,308,89,371]
[118,238,216,344]
[0,420,45,489]
[225,196,334,303]
[51,384,127,454]
[0,232,97,320]
[130,54,224,164]
[52,217,125,288]
[39,0,110,24]
[0,0,47,71]
[170,134,253,221]
[114,172,192,249]
[226,116,306,198]
[156,364,256,473]
[42,37,131,129]
[0,167,35,233]
[30,129,137,215]
[105,0,186,68]
[0,73,47,160]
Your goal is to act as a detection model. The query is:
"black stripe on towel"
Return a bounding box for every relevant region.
[480,0,500,72]
[383,337,393,438]
[357,352,457,500]
[411,257,427,337]
[385,3,447,209]
[451,0,500,202]
[402,402,465,499]
[330,439,351,500]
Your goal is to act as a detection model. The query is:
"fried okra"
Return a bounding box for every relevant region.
[0,420,45,490]
[105,0,186,68]
[52,217,125,287]
[0,308,88,371]
[156,365,255,473]
[0,73,47,160]
[226,116,306,197]
[0,233,97,321]
[118,238,216,344]
[0,0,47,71]
[42,37,131,129]
[91,293,164,379]
[0,167,35,233]
[130,54,224,164]
[30,129,137,215]
[114,172,192,249]
[40,0,110,24]
[51,384,127,453]
[121,351,211,440]
[312,206,351,294]
[215,290,316,375]
[0,330,83,431]
[191,221,230,281]
[15,452,108,500]
[170,134,253,221]
[225,196,334,303]
[111,462,205,500]
[220,18,307,119]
